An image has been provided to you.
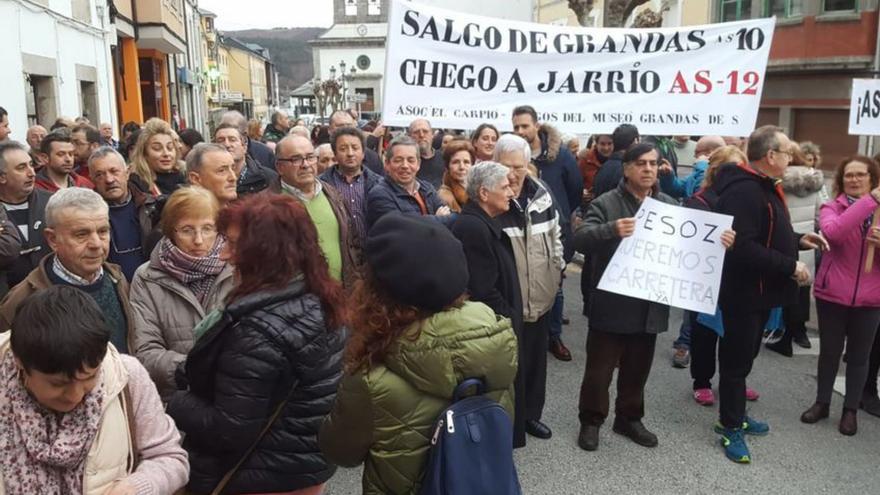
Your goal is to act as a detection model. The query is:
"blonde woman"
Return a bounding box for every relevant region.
[129,118,187,196]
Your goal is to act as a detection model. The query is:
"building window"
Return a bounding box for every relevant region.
[766,0,803,17]
[721,0,752,21]
[823,0,857,11]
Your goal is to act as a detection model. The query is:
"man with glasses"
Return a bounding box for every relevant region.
[712,125,828,463]
[272,135,360,285]
[88,147,158,281]
[574,142,679,453]
[366,135,453,230]
[320,126,380,244]
[213,123,277,197]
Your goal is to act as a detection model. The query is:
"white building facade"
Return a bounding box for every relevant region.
[0,0,116,143]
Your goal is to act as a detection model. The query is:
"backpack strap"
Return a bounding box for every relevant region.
[453,378,486,402]
[122,384,140,472]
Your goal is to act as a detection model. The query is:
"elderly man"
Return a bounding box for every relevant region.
[186,142,238,207]
[316,143,335,174]
[0,187,133,353]
[35,130,94,192]
[263,110,290,144]
[328,110,383,174]
[493,133,564,447]
[71,123,102,176]
[0,107,9,142]
[219,111,275,170]
[25,125,47,169]
[320,126,380,244]
[99,122,118,148]
[214,123,277,197]
[366,135,453,230]
[407,118,444,189]
[271,135,359,285]
[660,135,726,202]
[88,147,157,281]
[0,141,51,291]
[573,142,682,454]
[712,125,827,463]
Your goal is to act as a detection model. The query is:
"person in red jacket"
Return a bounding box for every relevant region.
[34,129,94,192]
[801,155,880,436]
[577,134,613,205]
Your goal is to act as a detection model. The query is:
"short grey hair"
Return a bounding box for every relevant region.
[45,187,108,228]
[384,135,420,163]
[747,125,784,162]
[493,133,531,163]
[0,141,29,174]
[87,146,124,172]
[288,125,310,138]
[317,143,333,154]
[186,143,228,174]
[466,161,509,199]
[220,111,248,136]
[407,118,432,135]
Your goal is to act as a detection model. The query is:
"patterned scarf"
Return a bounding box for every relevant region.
[846,195,875,232]
[0,351,104,494]
[157,236,227,306]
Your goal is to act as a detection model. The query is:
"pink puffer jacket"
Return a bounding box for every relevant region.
[814,194,880,307]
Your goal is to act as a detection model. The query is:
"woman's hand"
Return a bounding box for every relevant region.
[720,229,736,250]
[435,206,451,217]
[800,232,830,251]
[868,226,880,247]
[103,480,137,495]
[870,186,880,203]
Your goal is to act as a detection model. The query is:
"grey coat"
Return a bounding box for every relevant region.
[574,180,676,335]
[130,243,235,400]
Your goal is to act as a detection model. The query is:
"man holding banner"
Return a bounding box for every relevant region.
[713,125,827,463]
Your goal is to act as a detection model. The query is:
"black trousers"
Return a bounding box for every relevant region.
[719,308,769,428]
[513,313,549,448]
[781,286,811,343]
[578,329,657,426]
[690,312,719,390]
[866,323,880,398]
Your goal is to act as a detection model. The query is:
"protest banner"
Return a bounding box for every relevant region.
[849,79,880,136]
[596,197,733,314]
[382,0,775,135]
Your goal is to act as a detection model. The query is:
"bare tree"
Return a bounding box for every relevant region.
[567,0,594,26]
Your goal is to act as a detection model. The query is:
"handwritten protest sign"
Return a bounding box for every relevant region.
[382,0,775,135]
[849,79,880,136]
[597,198,733,314]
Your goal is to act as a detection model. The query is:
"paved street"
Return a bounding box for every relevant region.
[326,265,880,494]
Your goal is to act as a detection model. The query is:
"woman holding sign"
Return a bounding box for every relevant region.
[801,156,880,436]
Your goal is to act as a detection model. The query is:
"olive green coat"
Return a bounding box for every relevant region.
[319,301,518,495]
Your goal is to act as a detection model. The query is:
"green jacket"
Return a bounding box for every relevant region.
[319,301,518,495]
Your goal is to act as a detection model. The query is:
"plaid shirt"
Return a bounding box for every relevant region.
[324,167,368,243]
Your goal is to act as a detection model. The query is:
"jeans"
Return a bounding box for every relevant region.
[673,311,693,350]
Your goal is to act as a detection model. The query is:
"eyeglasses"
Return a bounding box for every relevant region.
[634,160,659,167]
[844,172,871,180]
[277,154,319,167]
[175,225,218,240]
[772,149,793,159]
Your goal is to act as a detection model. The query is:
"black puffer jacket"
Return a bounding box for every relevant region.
[167,278,345,494]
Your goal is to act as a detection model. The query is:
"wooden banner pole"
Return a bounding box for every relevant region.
[866,207,880,273]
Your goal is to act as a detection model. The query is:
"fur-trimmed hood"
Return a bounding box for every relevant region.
[782,165,826,197]
[537,123,563,163]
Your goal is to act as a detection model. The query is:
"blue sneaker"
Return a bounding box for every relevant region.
[714,416,770,436]
[719,427,751,464]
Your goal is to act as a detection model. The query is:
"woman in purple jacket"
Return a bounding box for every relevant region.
[801,155,880,436]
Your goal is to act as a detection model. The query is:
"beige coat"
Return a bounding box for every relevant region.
[0,334,188,495]
[130,245,234,400]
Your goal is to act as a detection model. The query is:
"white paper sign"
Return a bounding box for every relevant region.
[848,79,880,136]
[597,197,733,314]
[383,0,775,135]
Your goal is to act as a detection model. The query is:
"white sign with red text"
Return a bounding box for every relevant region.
[383,0,775,135]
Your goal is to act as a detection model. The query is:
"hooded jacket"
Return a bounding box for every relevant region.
[319,301,518,495]
[130,243,235,401]
[813,193,880,308]
[0,335,189,495]
[497,176,564,323]
[167,278,345,494]
[574,180,676,335]
[714,163,801,311]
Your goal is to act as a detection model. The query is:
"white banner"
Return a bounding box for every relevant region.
[597,197,733,314]
[849,79,880,136]
[382,0,775,135]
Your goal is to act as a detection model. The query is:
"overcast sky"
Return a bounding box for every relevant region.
[200,0,334,30]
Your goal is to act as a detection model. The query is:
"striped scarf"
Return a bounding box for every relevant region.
[157,236,227,305]
[846,195,875,232]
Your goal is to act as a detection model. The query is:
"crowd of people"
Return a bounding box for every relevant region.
[0,100,878,493]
